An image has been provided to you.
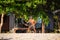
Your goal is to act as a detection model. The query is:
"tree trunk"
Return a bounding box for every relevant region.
[58,15,60,31]
[42,21,45,33]
[0,14,4,33]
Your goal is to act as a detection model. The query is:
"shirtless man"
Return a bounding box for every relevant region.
[27,16,36,33]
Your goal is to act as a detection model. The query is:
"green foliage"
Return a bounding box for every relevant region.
[26,2,31,7]
[0,0,48,25]
[1,0,59,26]
[38,11,49,26]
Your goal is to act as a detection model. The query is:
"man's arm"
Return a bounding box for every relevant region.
[33,19,36,25]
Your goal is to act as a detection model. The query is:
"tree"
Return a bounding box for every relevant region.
[0,0,15,33]
[0,12,4,33]
[0,0,49,33]
[1,0,59,33]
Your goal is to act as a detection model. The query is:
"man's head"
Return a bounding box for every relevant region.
[29,16,33,19]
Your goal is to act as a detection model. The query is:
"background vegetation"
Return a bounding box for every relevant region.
[0,0,60,33]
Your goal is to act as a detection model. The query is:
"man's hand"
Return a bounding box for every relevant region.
[24,24,28,26]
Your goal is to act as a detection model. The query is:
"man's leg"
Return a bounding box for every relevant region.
[33,26,36,33]
[27,25,32,33]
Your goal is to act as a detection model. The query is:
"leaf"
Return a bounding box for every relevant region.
[26,2,31,7]
[6,7,10,12]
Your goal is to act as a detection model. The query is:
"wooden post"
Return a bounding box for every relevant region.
[42,21,45,33]
[58,15,60,31]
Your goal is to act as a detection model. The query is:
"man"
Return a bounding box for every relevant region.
[27,16,36,33]
[36,17,42,28]
[17,16,28,33]
[35,16,42,33]
[18,16,25,28]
